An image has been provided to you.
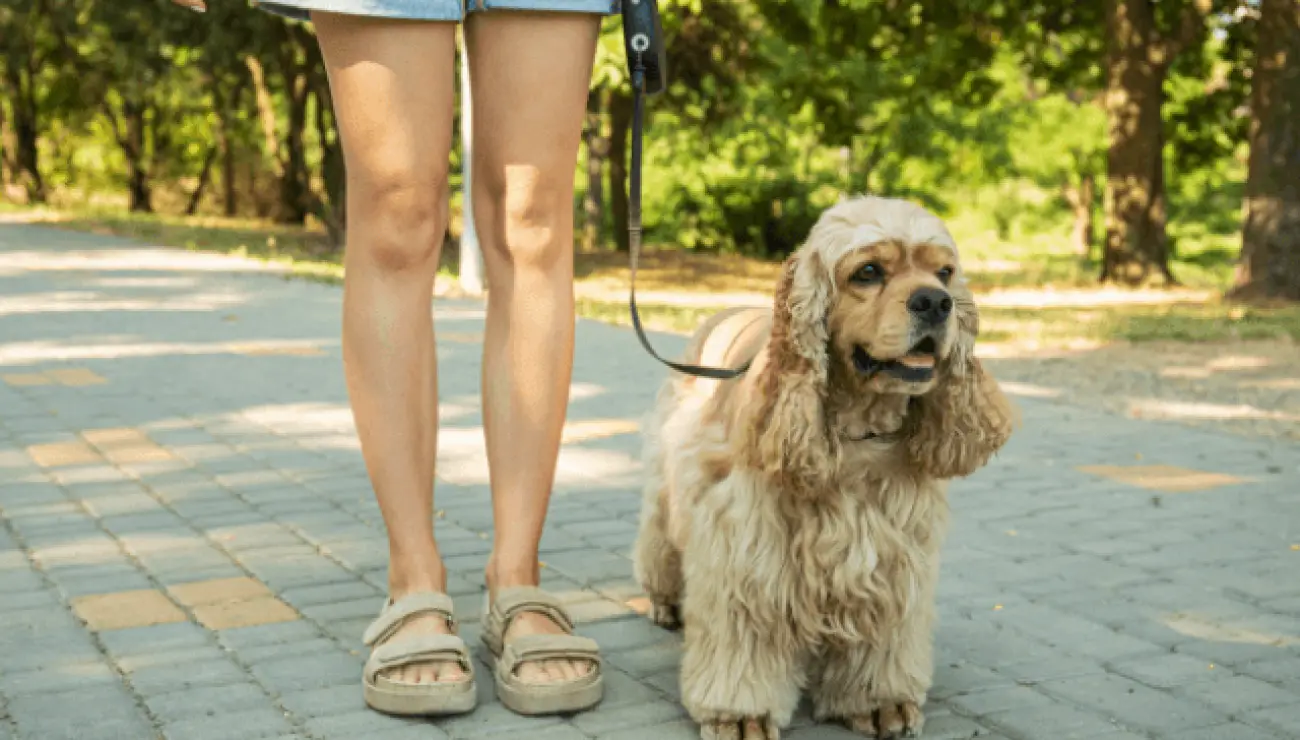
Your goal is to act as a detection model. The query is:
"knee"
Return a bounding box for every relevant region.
[353,169,449,273]
[479,164,573,273]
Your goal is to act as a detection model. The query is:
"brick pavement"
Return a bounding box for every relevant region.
[1,222,1298,739]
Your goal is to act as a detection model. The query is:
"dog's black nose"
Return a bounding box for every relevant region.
[907,287,953,325]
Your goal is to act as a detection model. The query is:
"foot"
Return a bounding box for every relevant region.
[649,598,682,630]
[376,594,468,686]
[700,714,780,740]
[844,701,924,739]
[501,605,595,684]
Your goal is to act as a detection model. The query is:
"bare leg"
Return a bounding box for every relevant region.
[465,11,599,684]
[314,11,461,686]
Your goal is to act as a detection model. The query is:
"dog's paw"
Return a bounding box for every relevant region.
[699,714,779,740]
[649,600,682,630]
[844,701,924,739]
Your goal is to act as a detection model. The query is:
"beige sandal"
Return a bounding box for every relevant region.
[362,592,477,716]
[481,586,604,715]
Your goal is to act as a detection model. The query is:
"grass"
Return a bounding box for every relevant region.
[10,205,1297,347]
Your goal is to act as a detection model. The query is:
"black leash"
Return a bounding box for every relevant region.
[623,0,751,380]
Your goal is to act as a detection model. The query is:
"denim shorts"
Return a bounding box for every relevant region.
[256,0,619,22]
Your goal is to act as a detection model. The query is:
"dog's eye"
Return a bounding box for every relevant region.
[936,266,955,284]
[851,262,884,285]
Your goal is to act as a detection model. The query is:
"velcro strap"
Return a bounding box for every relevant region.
[365,634,471,682]
[362,592,457,647]
[492,586,575,634]
[499,633,601,672]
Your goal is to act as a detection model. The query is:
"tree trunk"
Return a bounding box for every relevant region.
[582,90,608,251]
[1231,0,1300,302]
[186,145,218,216]
[1066,171,1096,258]
[279,69,310,225]
[6,64,46,203]
[124,102,153,213]
[608,91,632,253]
[1101,0,1174,285]
[313,76,347,249]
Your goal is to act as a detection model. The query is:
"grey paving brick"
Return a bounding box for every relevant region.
[435,702,562,738]
[1176,674,1299,713]
[145,682,272,723]
[6,685,152,740]
[946,685,1058,716]
[572,616,674,653]
[161,705,294,740]
[278,580,379,609]
[984,704,1127,739]
[276,684,365,720]
[300,710,448,740]
[571,699,686,736]
[250,652,362,693]
[1038,673,1227,733]
[216,620,324,650]
[1252,704,1300,736]
[0,660,120,697]
[99,622,213,659]
[599,719,700,740]
[299,597,383,623]
[1110,652,1223,689]
[1176,723,1289,740]
[235,638,347,666]
[126,657,250,696]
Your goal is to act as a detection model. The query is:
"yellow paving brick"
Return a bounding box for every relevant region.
[169,576,271,608]
[1078,464,1247,493]
[192,596,299,630]
[26,440,102,468]
[82,427,148,447]
[3,373,53,387]
[82,427,175,464]
[71,590,187,631]
[561,418,640,445]
[46,368,107,386]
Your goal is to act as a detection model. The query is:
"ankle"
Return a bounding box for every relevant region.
[484,559,540,597]
[388,548,447,598]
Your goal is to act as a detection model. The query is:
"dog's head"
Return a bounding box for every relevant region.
[747,196,1012,488]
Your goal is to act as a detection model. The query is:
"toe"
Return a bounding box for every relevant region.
[553,658,578,682]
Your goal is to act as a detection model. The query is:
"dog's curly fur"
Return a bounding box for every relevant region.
[633,196,1017,739]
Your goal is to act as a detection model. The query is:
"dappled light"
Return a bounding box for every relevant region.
[1164,613,1300,648]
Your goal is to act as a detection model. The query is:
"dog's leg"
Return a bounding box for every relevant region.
[679,473,802,740]
[632,469,683,630]
[811,574,936,739]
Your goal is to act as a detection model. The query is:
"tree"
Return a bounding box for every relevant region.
[1231,0,1300,301]
[1100,0,1212,285]
[0,1,53,202]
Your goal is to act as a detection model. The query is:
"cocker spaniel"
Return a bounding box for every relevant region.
[633,196,1016,739]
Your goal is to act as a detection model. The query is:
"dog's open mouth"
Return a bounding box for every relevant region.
[853,336,938,382]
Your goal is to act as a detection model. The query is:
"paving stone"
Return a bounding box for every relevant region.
[250,652,362,693]
[1110,651,1222,689]
[98,620,213,658]
[1176,723,1290,740]
[300,710,448,740]
[1176,674,1299,713]
[161,705,294,740]
[1038,673,1228,734]
[6,685,152,740]
[0,659,120,697]
[126,657,250,696]
[145,682,272,723]
[216,619,324,650]
[276,684,365,719]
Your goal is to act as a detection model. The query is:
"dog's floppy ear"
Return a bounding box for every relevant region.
[742,250,838,495]
[906,298,1017,478]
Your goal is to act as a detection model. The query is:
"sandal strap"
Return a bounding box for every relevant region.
[363,592,457,647]
[499,633,601,673]
[364,634,472,682]
[490,586,575,634]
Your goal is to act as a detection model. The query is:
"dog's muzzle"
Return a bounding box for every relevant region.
[853,333,942,383]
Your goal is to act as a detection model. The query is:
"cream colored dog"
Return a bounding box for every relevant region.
[633,196,1016,739]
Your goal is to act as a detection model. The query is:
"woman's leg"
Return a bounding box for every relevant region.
[313,11,462,686]
[466,11,601,683]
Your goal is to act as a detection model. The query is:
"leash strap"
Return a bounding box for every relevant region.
[627,64,752,380]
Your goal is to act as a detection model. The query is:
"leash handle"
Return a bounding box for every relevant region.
[626,62,752,380]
